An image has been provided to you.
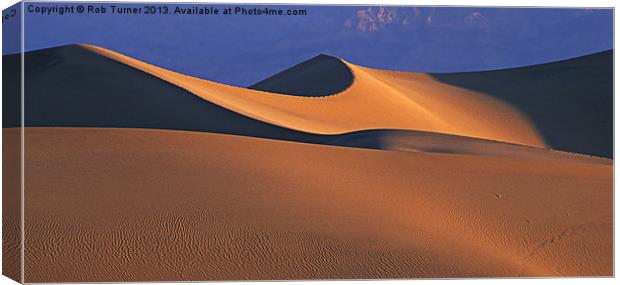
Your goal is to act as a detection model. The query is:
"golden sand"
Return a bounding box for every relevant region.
[11,128,611,281]
[82,44,545,147]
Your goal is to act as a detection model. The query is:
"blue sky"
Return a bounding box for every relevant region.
[3,2,614,86]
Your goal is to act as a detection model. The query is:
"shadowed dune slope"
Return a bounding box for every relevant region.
[329,129,609,165]
[5,45,612,157]
[248,54,354,96]
[4,45,378,150]
[13,128,612,281]
[432,50,613,158]
[2,45,306,142]
[0,46,532,156]
[82,44,545,147]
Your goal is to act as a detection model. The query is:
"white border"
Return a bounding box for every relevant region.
[0,0,617,285]
[10,0,619,8]
[19,1,24,283]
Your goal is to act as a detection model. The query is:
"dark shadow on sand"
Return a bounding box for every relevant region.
[432,50,613,158]
[248,54,354,97]
[3,45,612,158]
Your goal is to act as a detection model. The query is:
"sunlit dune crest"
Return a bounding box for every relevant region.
[81,44,545,147]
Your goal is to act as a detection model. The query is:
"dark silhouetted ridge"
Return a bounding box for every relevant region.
[432,50,613,158]
[3,45,314,141]
[248,54,354,97]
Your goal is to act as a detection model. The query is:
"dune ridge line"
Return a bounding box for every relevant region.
[80,44,546,147]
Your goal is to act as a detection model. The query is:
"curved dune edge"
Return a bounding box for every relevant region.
[248,53,355,97]
[328,129,610,165]
[16,128,611,281]
[80,44,546,148]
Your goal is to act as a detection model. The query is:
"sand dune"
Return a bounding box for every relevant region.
[3,45,312,141]
[10,128,611,282]
[0,45,538,155]
[83,44,545,147]
[249,54,354,96]
[433,50,613,158]
[325,129,610,164]
[2,129,21,282]
[2,44,612,281]
[6,45,612,157]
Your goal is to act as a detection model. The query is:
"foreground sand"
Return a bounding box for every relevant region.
[9,128,611,282]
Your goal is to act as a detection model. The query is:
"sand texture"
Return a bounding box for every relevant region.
[9,128,612,282]
[2,129,21,283]
[1,43,613,281]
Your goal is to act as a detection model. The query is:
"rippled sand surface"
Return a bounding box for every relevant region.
[10,128,611,282]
